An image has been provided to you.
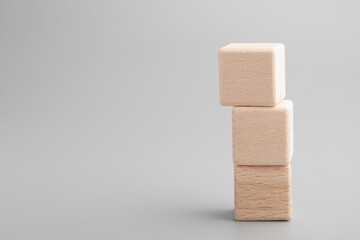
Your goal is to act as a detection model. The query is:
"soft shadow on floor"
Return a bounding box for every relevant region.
[189,208,292,223]
[190,208,234,222]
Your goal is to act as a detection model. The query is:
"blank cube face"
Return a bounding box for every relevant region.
[219,43,285,106]
[232,100,293,165]
[234,165,292,221]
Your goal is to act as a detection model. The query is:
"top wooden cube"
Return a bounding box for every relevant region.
[219,43,285,106]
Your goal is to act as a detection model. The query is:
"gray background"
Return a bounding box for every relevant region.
[0,0,359,239]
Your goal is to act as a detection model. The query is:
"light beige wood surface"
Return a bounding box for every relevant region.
[219,43,285,106]
[232,100,293,165]
[234,165,292,221]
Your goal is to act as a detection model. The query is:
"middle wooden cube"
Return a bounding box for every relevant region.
[232,100,293,165]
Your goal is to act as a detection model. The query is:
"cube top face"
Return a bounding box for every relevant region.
[219,43,285,107]
[234,165,292,221]
[232,100,293,165]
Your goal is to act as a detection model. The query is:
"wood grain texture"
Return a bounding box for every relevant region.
[232,100,293,165]
[219,43,285,107]
[234,165,292,221]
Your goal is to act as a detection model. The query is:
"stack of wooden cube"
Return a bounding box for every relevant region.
[219,43,293,221]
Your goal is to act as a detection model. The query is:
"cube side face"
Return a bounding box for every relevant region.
[232,100,293,165]
[234,165,292,221]
[274,44,286,103]
[219,43,285,107]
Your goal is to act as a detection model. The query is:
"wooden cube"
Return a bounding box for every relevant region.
[219,43,285,106]
[234,165,292,221]
[232,100,293,165]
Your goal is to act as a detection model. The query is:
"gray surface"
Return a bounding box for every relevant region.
[1,0,360,239]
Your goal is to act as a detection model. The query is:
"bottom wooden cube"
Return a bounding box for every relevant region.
[234,165,292,221]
